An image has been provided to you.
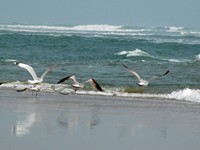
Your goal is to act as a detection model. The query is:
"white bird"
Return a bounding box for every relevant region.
[14,62,54,84]
[122,63,169,86]
[58,75,103,92]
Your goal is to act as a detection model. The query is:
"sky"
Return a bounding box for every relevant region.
[1,0,200,27]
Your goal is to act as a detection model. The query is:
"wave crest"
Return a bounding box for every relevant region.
[166,26,184,33]
[116,49,151,57]
[70,24,122,31]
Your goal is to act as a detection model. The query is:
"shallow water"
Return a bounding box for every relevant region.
[1,90,200,150]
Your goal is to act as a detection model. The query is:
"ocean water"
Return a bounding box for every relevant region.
[0,24,200,102]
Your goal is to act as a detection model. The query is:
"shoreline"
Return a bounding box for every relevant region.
[0,87,199,106]
[1,81,200,103]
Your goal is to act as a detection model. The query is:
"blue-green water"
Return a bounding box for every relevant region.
[0,24,200,102]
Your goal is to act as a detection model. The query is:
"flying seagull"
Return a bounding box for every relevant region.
[122,63,169,86]
[58,75,103,92]
[14,62,54,84]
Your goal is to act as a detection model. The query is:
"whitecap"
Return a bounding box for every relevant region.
[166,26,184,33]
[70,24,123,31]
[115,49,151,57]
[0,24,152,37]
[0,24,126,33]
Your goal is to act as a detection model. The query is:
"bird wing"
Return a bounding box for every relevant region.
[121,63,142,82]
[148,70,169,81]
[91,78,103,92]
[16,62,38,80]
[40,65,55,81]
[57,75,72,84]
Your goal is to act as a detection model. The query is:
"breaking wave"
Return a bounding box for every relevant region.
[115,49,151,57]
[87,88,200,103]
[166,26,184,33]
[116,49,198,63]
[164,88,200,102]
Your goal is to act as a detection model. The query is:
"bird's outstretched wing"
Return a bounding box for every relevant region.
[40,65,55,81]
[148,70,169,81]
[121,63,142,82]
[14,62,38,80]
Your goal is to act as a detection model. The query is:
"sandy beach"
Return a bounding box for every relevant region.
[1,88,200,150]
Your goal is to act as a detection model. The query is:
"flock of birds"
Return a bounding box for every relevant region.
[1,62,170,95]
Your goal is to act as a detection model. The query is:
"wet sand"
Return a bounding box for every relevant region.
[1,89,200,150]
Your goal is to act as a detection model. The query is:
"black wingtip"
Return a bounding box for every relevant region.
[57,79,64,84]
[159,70,170,78]
[57,75,72,84]
[164,70,170,76]
[57,80,62,84]
[91,78,103,92]
[121,63,128,69]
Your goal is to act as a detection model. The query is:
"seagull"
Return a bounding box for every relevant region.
[122,63,169,86]
[58,75,103,92]
[14,62,54,84]
[85,78,103,92]
[58,75,84,91]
